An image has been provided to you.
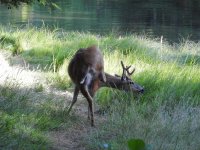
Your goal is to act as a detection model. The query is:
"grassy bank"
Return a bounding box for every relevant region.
[0,26,200,149]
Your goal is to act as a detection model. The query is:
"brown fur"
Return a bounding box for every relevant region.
[67,45,106,126]
[67,46,144,127]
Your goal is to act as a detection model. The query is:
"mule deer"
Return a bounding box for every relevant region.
[67,45,106,126]
[68,46,144,127]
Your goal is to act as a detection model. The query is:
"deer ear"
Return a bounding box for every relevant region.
[121,75,126,81]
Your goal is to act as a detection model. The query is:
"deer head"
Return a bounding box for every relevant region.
[109,61,144,93]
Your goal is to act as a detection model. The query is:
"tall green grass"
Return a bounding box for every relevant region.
[0,25,200,149]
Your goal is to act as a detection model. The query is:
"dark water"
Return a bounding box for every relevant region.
[0,0,200,43]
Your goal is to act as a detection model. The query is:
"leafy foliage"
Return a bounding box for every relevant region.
[0,0,57,9]
[127,139,146,150]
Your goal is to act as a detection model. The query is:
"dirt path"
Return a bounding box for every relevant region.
[0,50,105,150]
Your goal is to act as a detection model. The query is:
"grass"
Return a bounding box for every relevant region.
[0,25,200,149]
[86,101,200,150]
[0,78,73,149]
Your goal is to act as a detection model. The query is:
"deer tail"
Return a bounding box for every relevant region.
[80,68,106,84]
[80,67,92,85]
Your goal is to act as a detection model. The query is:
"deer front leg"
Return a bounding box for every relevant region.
[67,86,80,114]
[80,85,95,127]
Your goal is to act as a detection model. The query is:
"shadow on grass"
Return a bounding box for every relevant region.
[0,84,80,149]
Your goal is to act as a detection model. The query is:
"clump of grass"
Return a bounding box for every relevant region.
[34,83,44,92]
[0,35,22,55]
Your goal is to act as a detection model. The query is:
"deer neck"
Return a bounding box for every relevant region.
[99,73,123,89]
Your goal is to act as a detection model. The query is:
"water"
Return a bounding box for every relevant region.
[0,0,200,43]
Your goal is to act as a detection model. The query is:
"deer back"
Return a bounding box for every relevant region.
[68,45,106,86]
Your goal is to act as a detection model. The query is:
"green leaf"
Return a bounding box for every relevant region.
[127,139,145,150]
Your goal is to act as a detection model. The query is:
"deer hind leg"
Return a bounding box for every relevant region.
[80,85,95,127]
[88,105,90,120]
[67,86,79,114]
[87,88,96,120]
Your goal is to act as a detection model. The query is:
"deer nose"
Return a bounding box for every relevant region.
[140,89,144,93]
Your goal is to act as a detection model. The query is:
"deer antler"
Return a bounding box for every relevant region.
[127,67,135,76]
[121,61,135,78]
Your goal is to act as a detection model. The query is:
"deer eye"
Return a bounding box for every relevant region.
[129,81,134,84]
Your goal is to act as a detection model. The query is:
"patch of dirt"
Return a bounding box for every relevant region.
[49,125,89,150]
[0,50,106,150]
[48,105,107,150]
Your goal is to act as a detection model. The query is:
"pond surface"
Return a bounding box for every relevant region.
[0,0,200,43]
